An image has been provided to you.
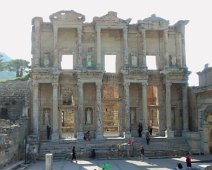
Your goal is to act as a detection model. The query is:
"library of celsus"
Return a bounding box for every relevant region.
[30,10,190,140]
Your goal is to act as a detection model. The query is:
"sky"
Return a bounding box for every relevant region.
[0,0,211,86]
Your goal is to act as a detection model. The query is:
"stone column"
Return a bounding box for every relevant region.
[52,83,59,140]
[96,27,101,70]
[142,82,148,131]
[181,30,186,68]
[95,82,103,139]
[32,17,42,67]
[182,83,189,134]
[124,82,131,138]
[175,33,182,67]
[77,82,84,139]
[164,29,169,67]
[32,82,39,136]
[165,82,174,138]
[123,27,129,68]
[77,27,82,69]
[141,29,147,67]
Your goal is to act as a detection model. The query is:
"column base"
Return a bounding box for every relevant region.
[95,131,103,140]
[123,131,131,139]
[51,132,59,140]
[165,129,174,138]
[77,132,84,140]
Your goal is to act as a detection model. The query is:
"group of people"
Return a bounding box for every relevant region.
[138,122,152,145]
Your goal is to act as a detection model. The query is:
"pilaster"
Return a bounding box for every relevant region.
[182,83,189,135]
[141,29,147,67]
[77,27,82,69]
[164,29,169,67]
[123,27,129,68]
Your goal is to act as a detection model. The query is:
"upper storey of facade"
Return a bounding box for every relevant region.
[31,10,189,73]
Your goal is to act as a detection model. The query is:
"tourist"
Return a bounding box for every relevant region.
[186,152,192,167]
[84,131,91,141]
[47,124,51,140]
[174,163,183,170]
[138,122,143,137]
[32,146,37,163]
[91,149,96,159]
[145,131,150,145]
[140,145,144,161]
[71,146,77,163]
[148,124,153,135]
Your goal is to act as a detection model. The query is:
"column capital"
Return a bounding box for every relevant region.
[166,82,172,87]
[52,82,58,87]
[124,82,130,88]
[33,81,39,87]
[95,26,101,32]
[141,81,148,86]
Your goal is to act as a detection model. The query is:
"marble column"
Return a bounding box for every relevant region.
[175,33,183,67]
[52,83,59,140]
[164,29,169,67]
[123,27,129,68]
[95,82,103,139]
[165,82,174,138]
[124,82,131,138]
[141,29,147,68]
[77,82,84,139]
[181,31,186,68]
[32,18,42,67]
[77,27,82,69]
[182,83,189,134]
[32,82,39,136]
[142,82,148,131]
[96,27,101,70]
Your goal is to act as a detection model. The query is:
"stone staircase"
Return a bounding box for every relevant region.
[38,137,190,160]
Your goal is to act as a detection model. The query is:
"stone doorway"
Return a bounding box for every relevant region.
[60,107,75,139]
[103,102,119,136]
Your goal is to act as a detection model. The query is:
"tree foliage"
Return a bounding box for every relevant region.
[5,59,30,77]
[0,55,5,71]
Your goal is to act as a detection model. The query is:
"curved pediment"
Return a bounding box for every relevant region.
[93,11,131,26]
[49,10,85,23]
[138,14,169,30]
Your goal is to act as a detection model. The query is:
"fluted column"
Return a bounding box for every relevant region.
[164,29,169,67]
[165,82,174,138]
[77,27,82,68]
[123,27,129,68]
[124,82,131,138]
[96,82,103,139]
[96,27,101,70]
[141,29,147,67]
[32,82,39,136]
[142,82,148,131]
[77,82,84,139]
[182,84,189,133]
[52,83,59,140]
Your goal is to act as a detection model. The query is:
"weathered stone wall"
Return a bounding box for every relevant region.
[0,118,28,168]
[0,80,29,120]
[198,66,212,87]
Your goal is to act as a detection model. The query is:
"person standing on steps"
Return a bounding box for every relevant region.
[186,152,192,168]
[145,131,150,145]
[140,145,144,161]
[138,122,143,137]
[71,146,77,163]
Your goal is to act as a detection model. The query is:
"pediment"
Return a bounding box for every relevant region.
[93,11,131,25]
[49,10,85,22]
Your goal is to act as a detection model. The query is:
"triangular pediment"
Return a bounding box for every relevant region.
[93,11,131,25]
[49,10,85,22]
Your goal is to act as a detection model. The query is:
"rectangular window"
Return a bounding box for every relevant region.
[61,55,73,70]
[146,55,157,70]
[105,55,116,73]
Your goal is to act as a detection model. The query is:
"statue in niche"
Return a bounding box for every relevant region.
[169,55,176,66]
[86,55,92,67]
[43,109,50,125]
[43,53,50,67]
[130,108,136,124]
[131,55,138,67]
[62,92,72,105]
[85,107,92,124]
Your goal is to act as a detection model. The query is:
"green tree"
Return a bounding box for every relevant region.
[0,55,5,71]
[6,59,30,77]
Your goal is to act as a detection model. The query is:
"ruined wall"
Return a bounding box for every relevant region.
[0,80,29,120]
[0,118,28,168]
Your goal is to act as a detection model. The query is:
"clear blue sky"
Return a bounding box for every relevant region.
[0,0,211,86]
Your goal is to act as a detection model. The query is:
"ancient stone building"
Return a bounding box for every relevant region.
[30,10,191,141]
[190,65,212,154]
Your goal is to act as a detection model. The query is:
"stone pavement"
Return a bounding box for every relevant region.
[23,155,212,170]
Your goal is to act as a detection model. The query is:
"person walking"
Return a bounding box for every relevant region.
[145,131,150,145]
[186,152,192,168]
[138,122,143,137]
[47,124,51,140]
[71,146,77,163]
[140,146,144,161]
